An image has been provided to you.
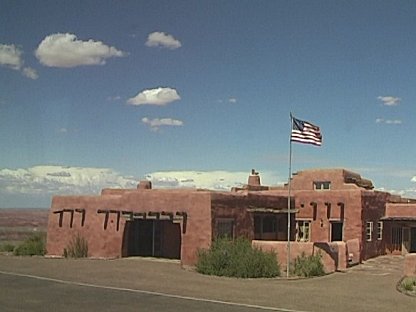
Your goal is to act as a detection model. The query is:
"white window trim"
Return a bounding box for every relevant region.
[377,221,383,241]
[296,220,311,242]
[313,181,331,190]
[366,221,373,242]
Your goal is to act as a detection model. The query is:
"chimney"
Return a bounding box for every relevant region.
[248,169,261,186]
[137,180,152,189]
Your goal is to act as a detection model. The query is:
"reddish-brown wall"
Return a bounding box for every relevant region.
[47,195,124,258]
[47,190,212,265]
[252,240,348,273]
[360,191,388,260]
[385,203,416,217]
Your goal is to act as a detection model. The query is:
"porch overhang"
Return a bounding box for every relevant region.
[380,216,416,221]
[247,206,298,214]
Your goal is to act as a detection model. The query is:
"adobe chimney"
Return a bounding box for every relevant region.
[248,169,261,186]
[137,180,152,189]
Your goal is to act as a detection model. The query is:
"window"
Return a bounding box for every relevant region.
[296,220,310,242]
[366,221,373,241]
[262,216,277,233]
[254,215,282,240]
[331,222,343,241]
[377,221,383,240]
[313,181,331,190]
[216,219,234,239]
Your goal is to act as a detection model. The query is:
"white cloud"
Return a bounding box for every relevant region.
[142,117,183,131]
[107,95,121,101]
[0,44,23,70]
[22,67,38,79]
[0,44,38,79]
[127,87,180,106]
[145,32,182,49]
[229,98,237,103]
[375,118,402,125]
[385,119,402,124]
[35,33,125,68]
[145,170,281,191]
[0,165,137,196]
[377,96,401,106]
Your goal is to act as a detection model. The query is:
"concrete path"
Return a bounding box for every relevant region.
[0,255,413,312]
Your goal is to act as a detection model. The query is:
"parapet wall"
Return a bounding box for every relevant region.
[252,240,348,273]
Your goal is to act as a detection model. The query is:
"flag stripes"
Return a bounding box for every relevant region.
[291,116,322,146]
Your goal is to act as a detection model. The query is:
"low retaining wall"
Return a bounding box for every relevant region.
[404,253,416,277]
[252,240,348,273]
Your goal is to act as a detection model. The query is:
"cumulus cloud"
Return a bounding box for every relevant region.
[22,67,38,79]
[229,98,237,103]
[0,165,137,196]
[0,44,38,79]
[142,117,183,130]
[35,33,125,68]
[0,44,23,70]
[375,118,402,125]
[145,170,280,191]
[127,87,180,106]
[145,32,182,49]
[377,96,401,106]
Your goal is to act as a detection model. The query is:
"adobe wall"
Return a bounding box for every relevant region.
[289,169,359,191]
[119,190,212,265]
[385,203,416,217]
[210,192,289,240]
[252,240,348,273]
[404,254,416,277]
[360,191,389,260]
[293,190,363,243]
[46,189,212,265]
[47,194,124,258]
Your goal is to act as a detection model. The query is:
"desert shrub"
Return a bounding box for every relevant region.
[196,237,280,278]
[0,243,15,252]
[400,277,416,292]
[13,233,46,256]
[292,252,325,277]
[64,233,88,258]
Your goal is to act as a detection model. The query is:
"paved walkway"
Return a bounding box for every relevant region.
[0,255,413,312]
[347,254,405,276]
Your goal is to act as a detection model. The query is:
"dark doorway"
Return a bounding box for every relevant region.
[411,228,416,253]
[124,219,181,259]
[331,222,343,241]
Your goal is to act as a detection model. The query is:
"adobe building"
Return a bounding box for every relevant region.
[46,168,416,273]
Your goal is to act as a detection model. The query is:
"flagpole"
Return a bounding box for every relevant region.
[287,113,293,278]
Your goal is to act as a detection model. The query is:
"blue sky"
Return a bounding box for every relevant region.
[1,0,416,208]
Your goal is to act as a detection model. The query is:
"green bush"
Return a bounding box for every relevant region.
[0,243,15,252]
[13,233,46,256]
[64,233,88,258]
[196,237,280,278]
[401,277,416,292]
[292,252,325,277]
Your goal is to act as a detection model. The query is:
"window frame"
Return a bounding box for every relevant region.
[313,181,331,190]
[377,221,383,241]
[366,221,374,242]
[216,218,235,239]
[296,220,311,242]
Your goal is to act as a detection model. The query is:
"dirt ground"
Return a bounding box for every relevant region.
[0,255,414,312]
[0,209,48,243]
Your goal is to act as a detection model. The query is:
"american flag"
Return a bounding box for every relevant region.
[291,116,322,146]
